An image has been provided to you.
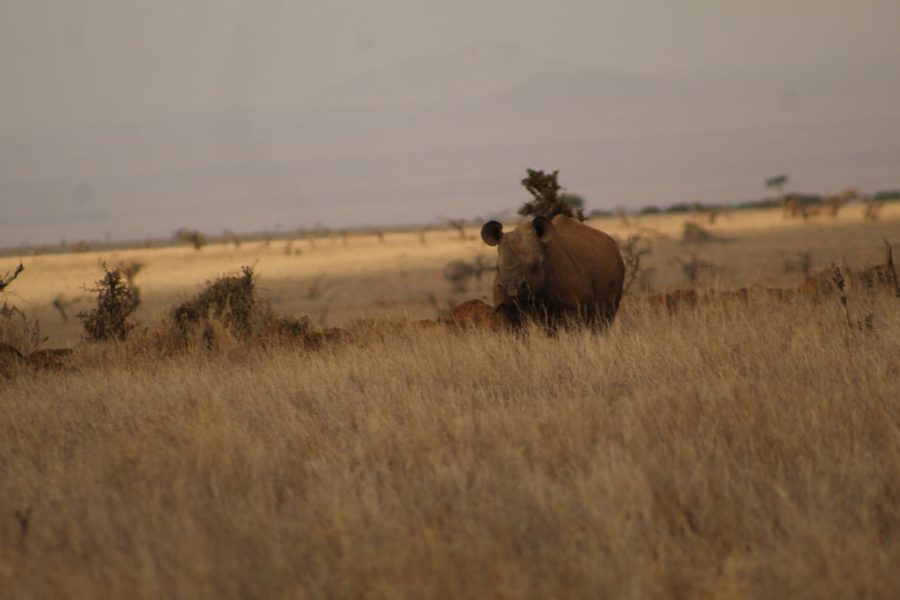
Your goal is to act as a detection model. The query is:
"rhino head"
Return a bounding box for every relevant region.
[481,217,555,301]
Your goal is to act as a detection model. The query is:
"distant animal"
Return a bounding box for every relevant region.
[480,215,625,329]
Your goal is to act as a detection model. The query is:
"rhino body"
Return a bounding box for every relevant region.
[481,215,625,329]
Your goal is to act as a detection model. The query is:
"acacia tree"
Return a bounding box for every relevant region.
[518,169,585,221]
[174,228,207,251]
[765,174,789,194]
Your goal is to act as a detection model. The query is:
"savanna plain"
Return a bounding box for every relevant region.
[1,204,899,598]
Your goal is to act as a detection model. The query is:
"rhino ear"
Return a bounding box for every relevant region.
[481,221,503,246]
[532,216,555,243]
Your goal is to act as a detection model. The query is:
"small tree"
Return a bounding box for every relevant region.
[174,228,208,251]
[79,264,140,341]
[765,174,789,194]
[446,219,469,240]
[518,169,585,221]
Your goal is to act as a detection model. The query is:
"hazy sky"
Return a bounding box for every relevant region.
[2,0,900,245]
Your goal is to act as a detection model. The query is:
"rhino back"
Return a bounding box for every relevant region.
[543,215,625,308]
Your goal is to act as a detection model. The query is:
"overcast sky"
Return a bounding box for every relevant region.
[3,0,900,245]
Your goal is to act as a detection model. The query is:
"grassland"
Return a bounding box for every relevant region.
[1,204,899,598]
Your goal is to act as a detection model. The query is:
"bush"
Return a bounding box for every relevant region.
[681,222,716,243]
[0,302,46,356]
[172,266,261,339]
[79,264,141,342]
[518,169,585,221]
[0,263,24,293]
[167,266,325,350]
[174,228,208,251]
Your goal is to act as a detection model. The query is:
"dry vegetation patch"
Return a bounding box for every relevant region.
[1,209,899,596]
[1,291,899,598]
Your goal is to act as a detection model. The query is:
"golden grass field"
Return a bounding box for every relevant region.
[1,203,899,597]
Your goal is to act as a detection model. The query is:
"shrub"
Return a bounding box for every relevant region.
[79,264,141,342]
[681,222,716,243]
[0,302,46,356]
[172,266,261,339]
[518,169,585,221]
[0,263,24,293]
[174,228,208,251]
[620,234,653,296]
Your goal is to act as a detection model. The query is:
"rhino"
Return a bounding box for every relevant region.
[480,214,625,329]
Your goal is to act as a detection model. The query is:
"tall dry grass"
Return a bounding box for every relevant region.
[2,288,899,597]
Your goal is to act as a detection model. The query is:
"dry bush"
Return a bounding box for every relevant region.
[681,222,716,243]
[673,254,720,285]
[121,260,143,282]
[113,259,144,303]
[0,341,25,378]
[79,264,141,342]
[445,219,470,240]
[165,266,321,351]
[171,266,262,341]
[0,262,47,365]
[0,262,24,293]
[174,228,208,251]
[620,234,652,296]
[223,229,242,249]
[68,240,92,253]
[0,302,46,357]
